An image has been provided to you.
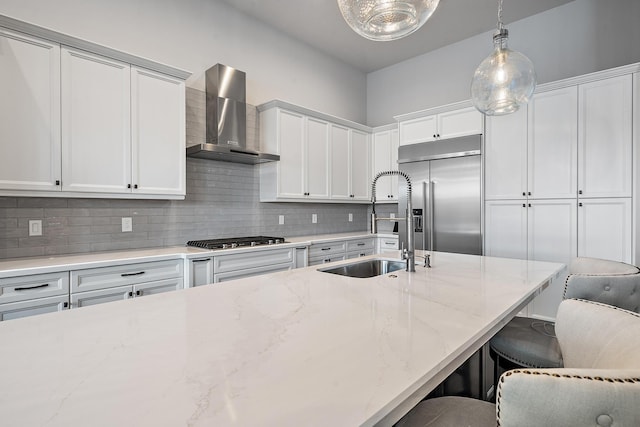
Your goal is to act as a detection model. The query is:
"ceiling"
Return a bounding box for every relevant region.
[218,0,574,73]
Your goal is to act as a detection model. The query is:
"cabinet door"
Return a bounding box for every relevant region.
[133,278,182,296]
[277,109,305,198]
[61,47,131,193]
[305,117,330,198]
[578,75,632,198]
[0,295,69,321]
[527,199,577,319]
[485,107,528,200]
[527,87,578,199]
[131,67,186,196]
[484,200,527,260]
[399,115,437,145]
[578,198,632,263]
[71,285,131,308]
[330,125,350,199]
[0,29,61,191]
[188,257,214,287]
[350,129,370,200]
[437,107,483,139]
[372,130,394,201]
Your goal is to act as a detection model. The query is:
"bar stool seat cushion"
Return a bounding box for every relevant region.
[490,316,562,368]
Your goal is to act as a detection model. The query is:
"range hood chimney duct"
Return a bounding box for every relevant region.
[186,64,279,164]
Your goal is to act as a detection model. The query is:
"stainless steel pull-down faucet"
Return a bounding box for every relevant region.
[371,171,415,272]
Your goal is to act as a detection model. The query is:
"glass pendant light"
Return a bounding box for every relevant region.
[337,0,440,41]
[471,0,536,115]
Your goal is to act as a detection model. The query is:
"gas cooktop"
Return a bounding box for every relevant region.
[187,236,286,250]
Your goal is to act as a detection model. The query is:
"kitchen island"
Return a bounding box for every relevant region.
[0,252,564,426]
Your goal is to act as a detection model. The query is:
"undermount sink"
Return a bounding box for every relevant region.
[318,258,405,278]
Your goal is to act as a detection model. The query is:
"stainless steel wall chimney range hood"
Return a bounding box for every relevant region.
[186,64,279,164]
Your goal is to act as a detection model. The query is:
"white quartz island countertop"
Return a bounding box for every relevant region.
[0,252,564,426]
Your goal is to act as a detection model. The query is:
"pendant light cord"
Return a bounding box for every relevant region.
[497,0,504,31]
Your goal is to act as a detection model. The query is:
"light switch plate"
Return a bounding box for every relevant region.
[122,217,132,232]
[312,213,318,224]
[348,213,353,222]
[28,220,42,236]
[278,215,285,225]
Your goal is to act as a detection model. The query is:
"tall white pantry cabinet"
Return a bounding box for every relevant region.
[485,70,636,319]
[0,18,189,199]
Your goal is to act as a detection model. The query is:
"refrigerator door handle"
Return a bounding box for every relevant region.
[422,181,428,251]
[429,180,435,252]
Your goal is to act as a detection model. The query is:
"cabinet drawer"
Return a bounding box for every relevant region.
[379,238,399,251]
[346,249,375,259]
[308,242,346,258]
[71,259,183,293]
[0,271,69,304]
[346,239,375,252]
[214,263,293,283]
[308,254,346,266]
[0,295,69,321]
[214,248,293,273]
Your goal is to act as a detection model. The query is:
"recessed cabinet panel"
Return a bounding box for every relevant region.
[372,129,399,201]
[277,110,305,197]
[578,198,632,263]
[61,47,131,193]
[578,75,632,198]
[305,117,330,198]
[484,201,527,260]
[437,107,483,139]
[484,108,528,200]
[131,67,186,196]
[399,115,437,145]
[0,30,61,191]
[0,295,69,321]
[330,125,350,199]
[527,87,578,199]
[350,129,370,200]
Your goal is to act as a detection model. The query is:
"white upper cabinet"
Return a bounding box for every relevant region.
[528,86,578,199]
[349,129,370,200]
[578,75,632,198]
[372,128,399,201]
[398,107,482,145]
[0,29,61,192]
[131,67,186,196]
[330,125,350,199]
[259,103,370,203]
[305,117,330,199]
[61,47,132,193]
[0,19,189,199]
[484,107,528,200]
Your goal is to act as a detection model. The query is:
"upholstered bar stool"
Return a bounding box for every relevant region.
[396,299,640,427]
[490,257,640,375]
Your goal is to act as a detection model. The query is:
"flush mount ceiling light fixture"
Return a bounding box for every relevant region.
[471,0,536,116]
[337,0,440,41]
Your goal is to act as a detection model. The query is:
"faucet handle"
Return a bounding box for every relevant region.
[418,253,431,268]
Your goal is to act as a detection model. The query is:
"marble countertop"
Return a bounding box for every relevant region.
[0,251,564,426]
[0,232,397,277]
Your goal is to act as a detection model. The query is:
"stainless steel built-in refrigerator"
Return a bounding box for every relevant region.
[398,134,482,255]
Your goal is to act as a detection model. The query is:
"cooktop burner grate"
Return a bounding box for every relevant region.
[187,236,286,250]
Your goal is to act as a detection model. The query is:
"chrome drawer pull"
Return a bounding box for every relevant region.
[121,271,145,277]
[15,283,49,291]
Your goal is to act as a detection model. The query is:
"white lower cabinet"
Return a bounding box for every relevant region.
[308,241,347,266]
[187,256,214,287]
[346,238,375,259]
[0,295,69,321]
[377,236,399,254]
[70,259,183,308]
[213,247,294,283]
[0,271,70,321]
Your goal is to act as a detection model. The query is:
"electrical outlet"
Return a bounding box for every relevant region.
[312,213,318,224]
[390,213,396,219]
[28,220,42,236]
[122,217,132,232]
[278,215,285,225]
[348,213,353,222]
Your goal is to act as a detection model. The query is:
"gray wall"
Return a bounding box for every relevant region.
[367,0,640,126]
[0,0,367,123]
